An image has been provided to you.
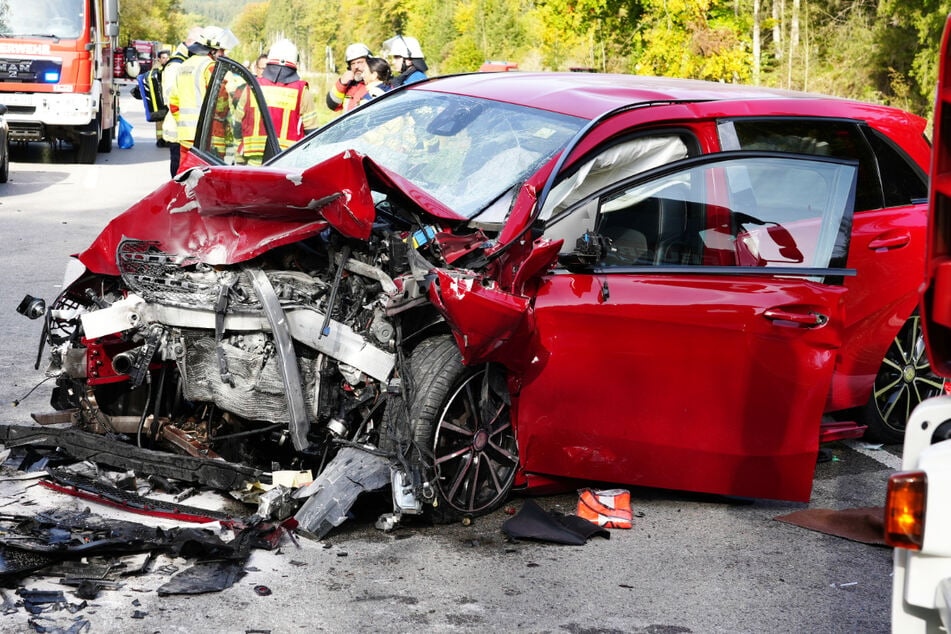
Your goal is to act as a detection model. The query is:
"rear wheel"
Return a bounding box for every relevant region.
[98,98,116,153]
[862,313,945,443]
[77,133,98,164]
[0,145,8,183]
[392,335,519,523]
[98,126,113,153]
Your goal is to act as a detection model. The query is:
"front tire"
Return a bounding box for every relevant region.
[862,314,945,443]
[393,335,519,523]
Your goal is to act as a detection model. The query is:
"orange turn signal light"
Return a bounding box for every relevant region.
[885,471,927,550]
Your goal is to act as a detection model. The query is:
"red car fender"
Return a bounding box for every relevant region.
[510,238,563,296]
[427,269,531,366]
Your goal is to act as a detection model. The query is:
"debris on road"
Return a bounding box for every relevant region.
[774,507,887,545]
[502,499,610,545]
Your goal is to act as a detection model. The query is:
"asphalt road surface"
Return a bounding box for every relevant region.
[0,93,902,633]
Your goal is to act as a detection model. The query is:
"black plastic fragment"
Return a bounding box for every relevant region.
[293,446,390,540]
[0,424,264,490]
[157,560,247,596]
[45,467,242,523]
[501,499,610,545]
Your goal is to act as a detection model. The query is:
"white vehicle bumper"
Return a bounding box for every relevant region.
[892,396,951,633]
[3,90,98,138]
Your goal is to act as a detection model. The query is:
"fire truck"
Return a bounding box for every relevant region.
[0,0,120,163]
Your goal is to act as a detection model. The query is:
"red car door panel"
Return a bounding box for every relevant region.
[519,274,846,502]
[529,152,859,501]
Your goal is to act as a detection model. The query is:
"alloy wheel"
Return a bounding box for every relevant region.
[432,366,518,515]
[870,314,945,438]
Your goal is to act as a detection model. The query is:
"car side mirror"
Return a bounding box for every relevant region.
[558,231,609,270]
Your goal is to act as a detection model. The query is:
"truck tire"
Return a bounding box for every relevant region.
[98,98,116,153]
[77,133,98,164]
[98,127,113,153]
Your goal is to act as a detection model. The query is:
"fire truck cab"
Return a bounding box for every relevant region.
[0,0,120,163]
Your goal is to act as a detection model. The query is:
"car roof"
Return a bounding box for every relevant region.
[415,72,893,121]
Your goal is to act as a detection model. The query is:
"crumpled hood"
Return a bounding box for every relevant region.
[78,151,467,276]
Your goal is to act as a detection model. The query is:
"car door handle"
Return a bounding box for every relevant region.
[763,309,828,327]
[868,230,911,250]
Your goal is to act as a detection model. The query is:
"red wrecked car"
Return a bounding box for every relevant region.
[13,60,940,531]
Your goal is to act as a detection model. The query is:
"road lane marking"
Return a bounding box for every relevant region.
[844,439,902,470]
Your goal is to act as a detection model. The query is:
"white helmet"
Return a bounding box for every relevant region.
[184,26,204,46]
[345,43,371,63]
[382,35,424,59]
[200,26,238,51]
[267,39,298,68]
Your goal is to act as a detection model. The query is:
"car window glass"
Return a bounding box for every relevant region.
[540,134,690,222]
[592,155,856,270]
[719,119,884,212]
[864,129,927,206]
[195,67,258,164]
[275,91,584,219]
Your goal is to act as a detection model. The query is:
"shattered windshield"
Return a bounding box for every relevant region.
[272,90,585,219]
[0,0,84,39]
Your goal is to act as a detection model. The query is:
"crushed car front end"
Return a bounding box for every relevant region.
[19,90,587,531]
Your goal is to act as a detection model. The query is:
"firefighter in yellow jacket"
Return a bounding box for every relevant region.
[234,39,319,165]
[167,26,238,172]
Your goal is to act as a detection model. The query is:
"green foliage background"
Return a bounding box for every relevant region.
[122,0,951,120]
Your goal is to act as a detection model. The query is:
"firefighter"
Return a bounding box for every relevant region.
[161,26,203,176]
[326,43,372,113]
[154,49,170,147]
[381,35,428,87]
[167,25,238,170]
[235,39,319,165]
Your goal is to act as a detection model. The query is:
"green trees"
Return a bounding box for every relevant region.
[119,0,187,46]
[120,0,951,117]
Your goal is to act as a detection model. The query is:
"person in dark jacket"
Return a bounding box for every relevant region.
[361,57,392,101]
[381,35,428,87]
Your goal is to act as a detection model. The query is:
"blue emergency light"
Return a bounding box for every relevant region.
[43,71,60,82]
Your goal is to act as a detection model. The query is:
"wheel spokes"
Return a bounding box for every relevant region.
[435,445,473,466]
[467,458,482,510]
[879,384,906,421]
[874,375,903,399]
[486,438,518,466]
[440,418,474,437]
[915,376,945,392]
[445,451,475,501]
[891,335,910,365]
[433,367,518,514]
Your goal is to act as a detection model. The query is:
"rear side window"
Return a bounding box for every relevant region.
[719,118,884,212]
[864,129,927,206]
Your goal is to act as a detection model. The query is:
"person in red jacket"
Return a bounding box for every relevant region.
[326,42,371,113]
[235,38,319,165]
